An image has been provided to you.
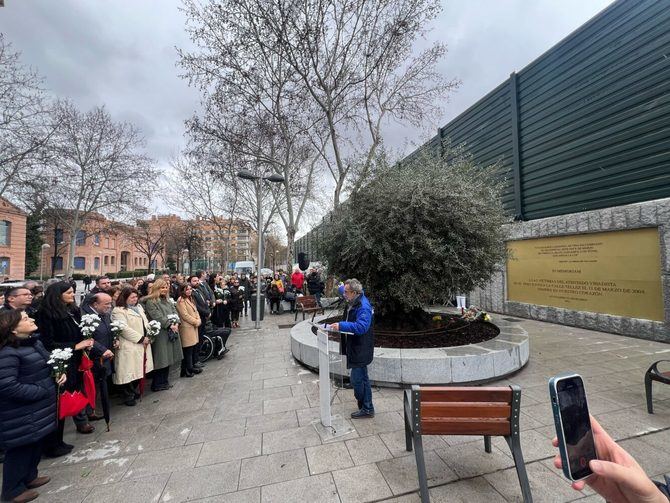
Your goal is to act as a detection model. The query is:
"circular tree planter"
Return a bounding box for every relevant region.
[290,314,529,386]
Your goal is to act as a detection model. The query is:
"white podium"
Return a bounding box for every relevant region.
[310,323,355,440]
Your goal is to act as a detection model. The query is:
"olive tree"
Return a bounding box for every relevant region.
[321,147,509,321]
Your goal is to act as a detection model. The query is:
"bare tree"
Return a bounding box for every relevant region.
[179,0,325,267]
[167,153,240,268]
[265,0,458,207]
[125,220,167,273]
[0,34,58,202]
[43,101,156,277]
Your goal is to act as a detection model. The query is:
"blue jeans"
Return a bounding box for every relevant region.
[350,366,374,412]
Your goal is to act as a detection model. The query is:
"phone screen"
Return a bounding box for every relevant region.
[556,375,596,479]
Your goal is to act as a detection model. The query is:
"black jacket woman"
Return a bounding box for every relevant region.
[228,280,244,328]
[35,281,95,452]
[0,310,62,502]
[209,274,231,328]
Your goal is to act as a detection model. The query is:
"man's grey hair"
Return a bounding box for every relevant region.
[345,278,363,295]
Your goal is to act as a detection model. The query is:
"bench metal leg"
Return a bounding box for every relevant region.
[413,433,430,503]
[403,391,413,452]
[294,310,298,322]
[484,435,491,453]
[505,435,533,503]
[645,373,654,414]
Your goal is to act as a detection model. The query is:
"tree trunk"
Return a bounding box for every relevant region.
[286,227,296,271]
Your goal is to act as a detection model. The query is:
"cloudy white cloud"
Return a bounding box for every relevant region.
[0,0,613,219]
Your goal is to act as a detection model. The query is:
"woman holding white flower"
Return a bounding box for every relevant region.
[36,282,96,448]
[175,283,201,378]
[111,288,154,406]
[0,310,62,503]
[142,279,183,392]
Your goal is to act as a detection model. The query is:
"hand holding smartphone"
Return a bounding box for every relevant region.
[549,372,597,481]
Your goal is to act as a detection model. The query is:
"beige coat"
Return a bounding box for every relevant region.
[111,305,154,385]
[176,297,201,348]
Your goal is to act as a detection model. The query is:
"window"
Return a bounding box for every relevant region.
[105,237,110,247]
[75,230,86,246]
[94,234,100,246]
[104,256,109,266]
[134,257,138,266]
[53,256,63,270]
[0,221,10,246]
[73,257,86,269]
[55,228,64,244]
[110,256,115,266]
[0,257,9,275]
[94,257,100,270]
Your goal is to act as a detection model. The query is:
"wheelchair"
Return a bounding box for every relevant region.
[199,323,231,362]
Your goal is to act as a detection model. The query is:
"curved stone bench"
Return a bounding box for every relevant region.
[290,315,529,386]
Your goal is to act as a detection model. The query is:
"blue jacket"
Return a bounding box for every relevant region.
[0,337,57,448]
[340,294,374,368]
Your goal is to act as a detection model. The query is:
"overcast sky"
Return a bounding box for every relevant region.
[0,0,614,223]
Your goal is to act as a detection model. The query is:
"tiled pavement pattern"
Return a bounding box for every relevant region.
[9,312,670,502]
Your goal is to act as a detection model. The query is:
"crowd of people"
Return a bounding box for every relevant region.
[0,266,326,503]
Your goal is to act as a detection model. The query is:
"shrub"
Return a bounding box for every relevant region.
[321,147,509,320]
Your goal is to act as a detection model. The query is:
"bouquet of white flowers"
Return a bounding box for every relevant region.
[79,313,101,339]
[110,320,125,346]
[147,320,161,343]
[166,314,180,326]
[47,348,73,380]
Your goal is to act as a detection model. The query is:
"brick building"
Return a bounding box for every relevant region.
[43,212,166,276]
[41,212,256,277]
[0,197,27,280]
[195,217,253,269]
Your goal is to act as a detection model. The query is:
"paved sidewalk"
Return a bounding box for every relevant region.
[14,312,670,502]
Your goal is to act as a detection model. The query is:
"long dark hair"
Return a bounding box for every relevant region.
[208,273,218,291]
[116,287,139,308]
[0,309,22,349]
[39,281,77,320]
[178,283,191,299]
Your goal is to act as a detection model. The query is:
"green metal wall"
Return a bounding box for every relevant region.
[296,0,670,258]
[409,0,670,220]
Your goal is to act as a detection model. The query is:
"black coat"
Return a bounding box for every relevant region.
[307,273,324,295]
[228,286,244,312]
[81,304,114,377]
[0,337,57,448]
[36,308,84,392]
[192,287,211,320]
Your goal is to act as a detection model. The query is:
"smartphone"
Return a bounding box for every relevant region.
[549,372,597,481]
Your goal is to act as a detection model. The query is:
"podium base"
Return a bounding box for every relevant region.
[311,414,355,441]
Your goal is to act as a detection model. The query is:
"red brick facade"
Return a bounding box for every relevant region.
[0,197,27,280]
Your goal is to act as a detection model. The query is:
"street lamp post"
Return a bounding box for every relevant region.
[237,169,284,329]
[40,243,51,281]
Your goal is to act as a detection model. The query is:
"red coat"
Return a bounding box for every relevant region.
[291,271,305,290]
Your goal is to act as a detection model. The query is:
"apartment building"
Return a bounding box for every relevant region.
[0,197,27,280]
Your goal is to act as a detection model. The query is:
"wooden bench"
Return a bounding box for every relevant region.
[294,294,325,321]
[645,360,670,413]
[404,385,532,503]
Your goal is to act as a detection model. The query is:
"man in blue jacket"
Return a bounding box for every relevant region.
[330,278,375,418]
